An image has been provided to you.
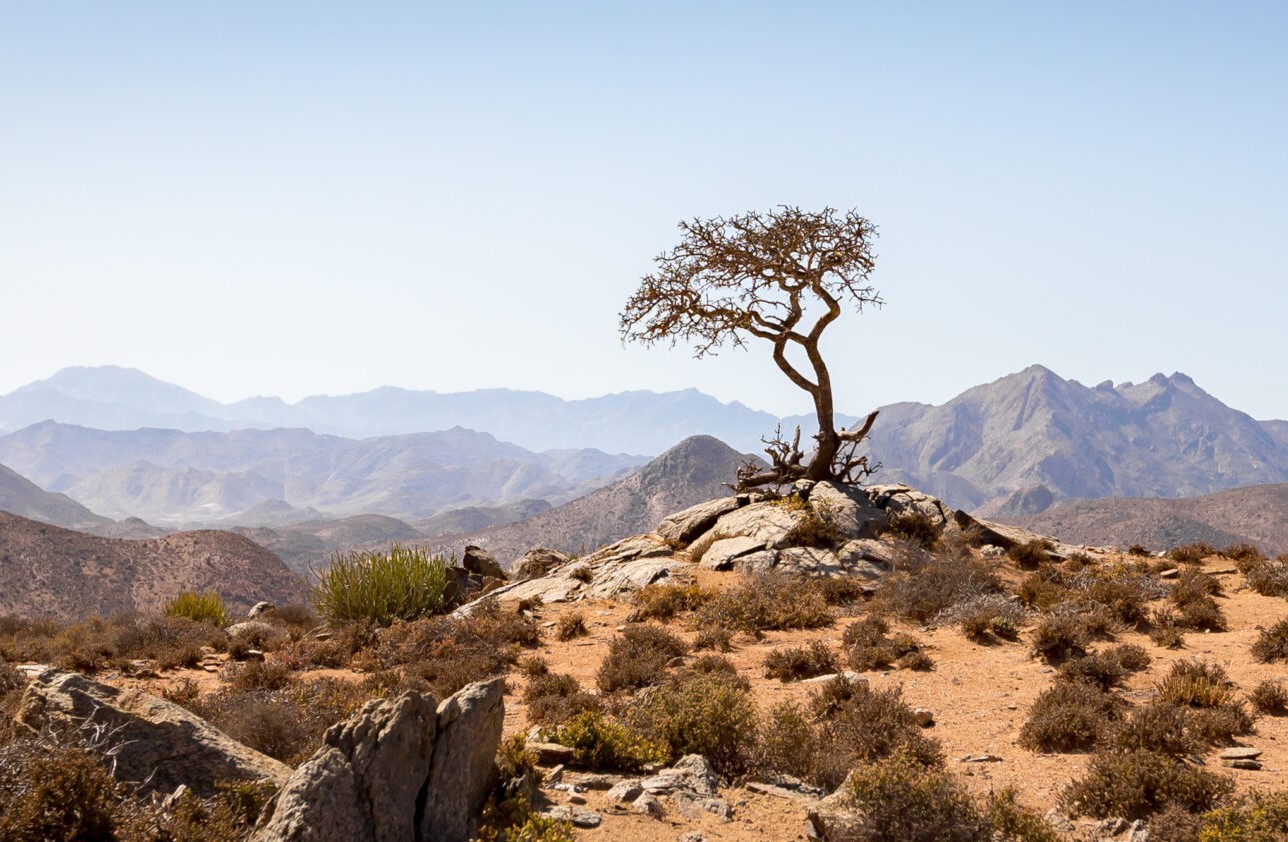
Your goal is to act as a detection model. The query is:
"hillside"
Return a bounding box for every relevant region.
[0,511,310,620]
[0,462,110,530]
[434,435,760,566]
[1004,482,1288,555]
[0,422,645,525]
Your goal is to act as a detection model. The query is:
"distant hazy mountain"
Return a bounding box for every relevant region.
[864,366,1288,510]
[0,423,646,526]
[0,462,111,530]
[434,435,762,567]
[0,511,309,621]
[4,364,1287,514]
[0,366,828,454]
[1003,483,1288,556]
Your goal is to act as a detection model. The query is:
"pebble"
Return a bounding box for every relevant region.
[959,754,1003,763]
[1218,747,1263,760]
[1223,759,1263,770]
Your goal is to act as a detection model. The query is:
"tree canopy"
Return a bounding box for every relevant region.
[620,206,883,489]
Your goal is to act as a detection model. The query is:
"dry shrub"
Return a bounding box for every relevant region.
[1108,702,1198,757]
[164,591,230,627]
[522,672,601,728]
[756,701,816,780]
[227,658,293,692]
[878,545,1004,624]
[628,581,714,621]
[1169,569,1225,631]
[1252,619,1288,662]
[1017,567,1072,611]
[1019,680,1124,752]
[270,602,318,629]
[816,575,871,607]
[806,678,943,792]
[1168,543,1216,565]
[693,625,733,652]
[1250,679,1288,715]
[1149,609,1186,649]
[841,749,991,842]
[1060,749,1234,820]
[1008,539,1053,569]
[784,501,844,548]
[1056,644,1150,691]
[190,676,372,765]
[0,740,121,841]
[1220,543,1265,564]
[277,620,378,670]
[1127,544,1152,557]
[369,600,540,697]
[882,511,940,549]
[1076,569,1157,627]
[554,612,587,641]
[596,624,688,693]
[1186,790,1288,839]
[629,668,758,775]
[695,572,833,632]
[1029,613,1089,664]
[0,613,229,674]
[951,594,1027,644]
[764,640,837,682]
[1246,559,1288,597]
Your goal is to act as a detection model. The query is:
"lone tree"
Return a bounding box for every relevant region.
[620,206,883,490]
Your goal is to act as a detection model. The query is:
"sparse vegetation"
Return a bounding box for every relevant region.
[628,581,714,621]
[522,672,601,728]
[1250,679,1288,714]
[553,611,587,641]
[1252,618,1288,662]
[550,710,667,772]
[882,511,940,549]
[695,572,833,632]
[312,544,451,627]
[1029,612,1089,664]
[763,640,836,682]
[1168,542,1217,565]
[629,667,759,774]
[878,544,1004,624]
[1061,748,1234,820]
[1008,539,1052,569]
[596,624,688,692]
[1019,679,1124,752]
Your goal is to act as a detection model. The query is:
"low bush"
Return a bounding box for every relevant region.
[522,672,601,728]
[952,594,1027,644]
[1148,608,1185,648]
[1246,559,1288,597]
[164,591,231,627]
[763,640,836,682]
[1019,680,1124,752]
[807,678,943,791]
[842,615,930,672]
[1250,679,1288,714]
[0,741,121,841]
[1168,543,1216,565]
[1168,569,1226,631]
[695,572,833,632]
[784,501,845,548]
[1220,543,1265,564]
[1056,644,1150,690]
[629,669,758,775]
[551,710,667,772]
[882,511,941,549]
[816,575,871,607]
[692,625,733,652]
[878,547,1004,624]
[1108,702,1197,757]
[841,749,991,842]
[1029,613,1089,664]
[596,624,688,692]
[312,544,451,627]
[755,701,816,780]
[1017,567,1072,611]
[628,581,714,621]
[1187,790,1288,840]
[1060,748,1234,820]
[1008,539,1053,569]
[1252,618,1288,662]
[554,612,587,641]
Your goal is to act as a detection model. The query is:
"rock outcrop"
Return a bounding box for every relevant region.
[253,677,505,842]
[16,668,291,797]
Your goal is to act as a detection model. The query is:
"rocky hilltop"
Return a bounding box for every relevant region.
[0,511,309,620]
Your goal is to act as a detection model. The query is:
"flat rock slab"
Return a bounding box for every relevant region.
[700,536,765,570]
[1219,747,1263,760]
[657,497,742,546]
[18,667,290,797]
[808,481,888,540]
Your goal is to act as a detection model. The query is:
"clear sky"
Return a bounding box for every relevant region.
[2,2,1286,420]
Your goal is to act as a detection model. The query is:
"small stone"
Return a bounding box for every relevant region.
[1222,759,1262,770]
[528,742,575,765]
[606,780,644,803]
[1097,817,1129,835]
[1158,568,1180,579]
[1218,747,1263,760]
[542,806,602,828]
[959,754,1002,763]
[572,773,616,790]
[1044,808,1075,832]
[568,794,587,805]
[633,792,664,818]
[546,764,564,785]
[913,708,934,727]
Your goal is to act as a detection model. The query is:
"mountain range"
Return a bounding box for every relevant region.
[1,363,1286,527]
[0,423,645,526]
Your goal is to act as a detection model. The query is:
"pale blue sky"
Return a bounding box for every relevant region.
[2,2,1285,420]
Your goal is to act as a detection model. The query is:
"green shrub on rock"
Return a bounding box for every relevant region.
[312,544,450,627]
